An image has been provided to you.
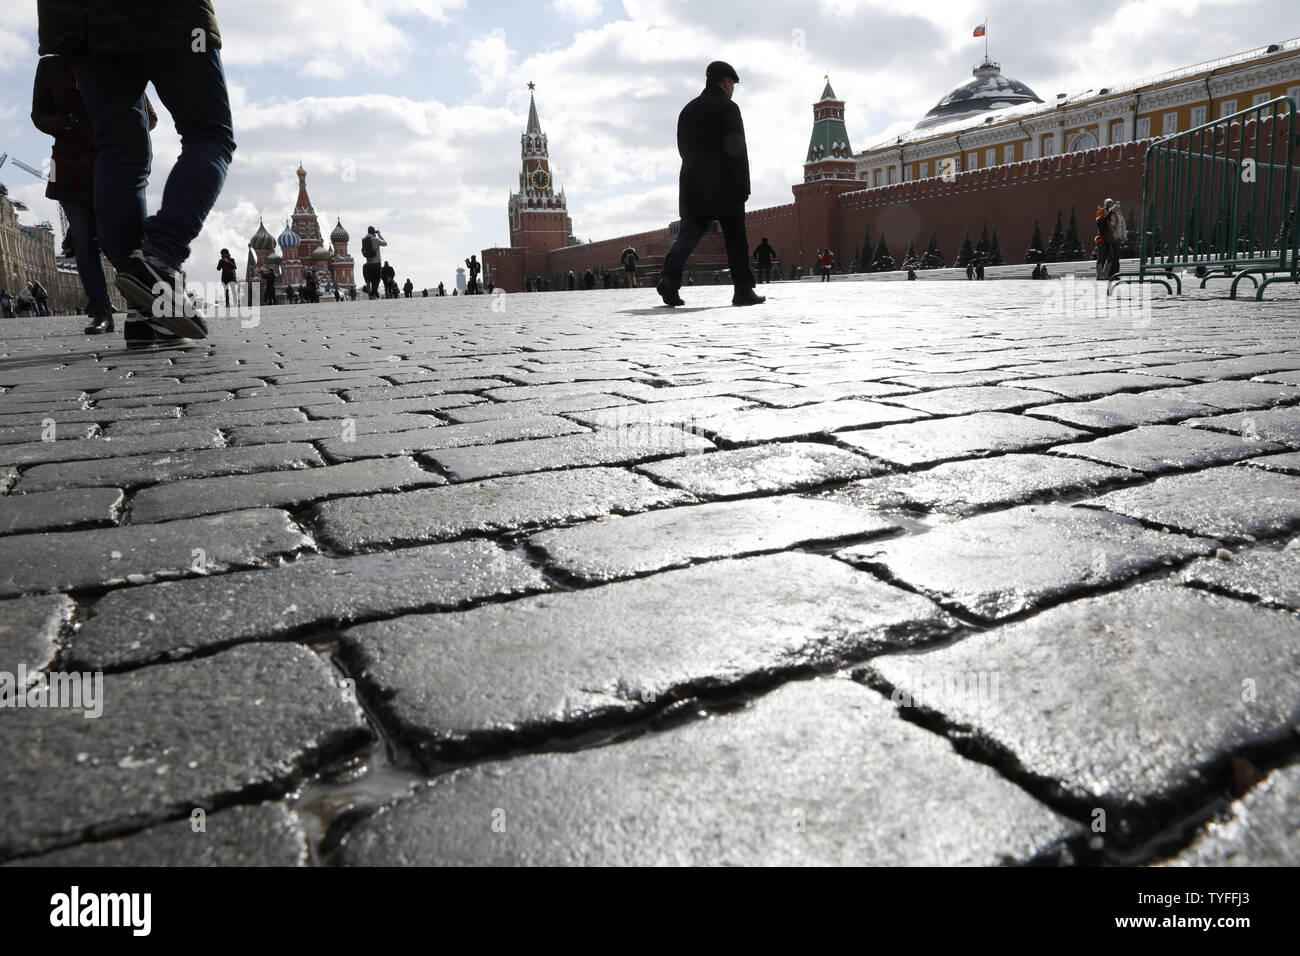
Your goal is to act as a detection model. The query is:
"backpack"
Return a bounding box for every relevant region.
[361,235,376,259]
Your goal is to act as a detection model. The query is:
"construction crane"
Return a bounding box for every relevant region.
[0,152,71,244]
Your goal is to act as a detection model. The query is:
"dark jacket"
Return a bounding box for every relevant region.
[31,55,92,202]
[38,0,221,55]
[754,241,775,265]
[677,84,750,218]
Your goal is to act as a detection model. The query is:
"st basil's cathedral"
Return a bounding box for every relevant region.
[245,163,355,299]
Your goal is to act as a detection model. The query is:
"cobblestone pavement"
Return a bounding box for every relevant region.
[2,280,1298,866]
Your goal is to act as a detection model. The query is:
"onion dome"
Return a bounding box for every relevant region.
[915,56,1042,130]
[277,221,301,249]
[267,252,283,266]
[330,218,350,244]
[313,243,332,262]
[249,218,276,251]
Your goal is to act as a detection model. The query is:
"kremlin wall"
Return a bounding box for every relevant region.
[483,35,1300,291]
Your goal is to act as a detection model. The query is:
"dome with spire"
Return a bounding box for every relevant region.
[249,218,276,251]
[277,221,301,249]
[915,57,1042,130]
[313,243,332,262]
[330,218,350,244]
[267,252,283,266]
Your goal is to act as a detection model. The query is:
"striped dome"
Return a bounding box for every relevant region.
[330,218,350,244]
[249,219,276,251]
[277,221,301,249]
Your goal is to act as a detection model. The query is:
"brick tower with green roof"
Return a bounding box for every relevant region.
[804,79,856,183]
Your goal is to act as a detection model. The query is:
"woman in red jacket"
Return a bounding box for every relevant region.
[31,54,155,334]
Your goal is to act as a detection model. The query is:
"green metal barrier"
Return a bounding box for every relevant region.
[1109,97,1298,300]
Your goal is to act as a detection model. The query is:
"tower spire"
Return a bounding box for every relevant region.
[526,82,542,135]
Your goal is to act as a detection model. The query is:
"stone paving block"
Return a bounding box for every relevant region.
[865,586,1300,816]
[185,407,312,428]
[0,421,99,444]
[92,391,233,409]
[303,394,482,418]
[1161,764,1300,866]
[825,454,1139,516]
[5,802,311,868]
[0,429,224,468]
[338,553,955,757]
[1182,542,1300,611]
[128,456,443,523]
[530,496,897,582]
[1182,405,1300,446]
[566,396,753,429]
[1243,452,1300,475]
[185,392,340,416]
[0,466,13,493]
[0,593,72,674]
[311,466,689,552]
[0,643,369,861]
[1140,380,1300,410]
[636,441,883,497]
[1026,393,1220,430]
[697,400,926,444]
[881,385,1064,415]
[267,368,397,385]
[225,415,442,446]
[1090,467,1300,542]
[92,380,263,400]
[482,380,655,402]
[882,369,1038,389]
[335,678,1078,866]
[442,393,639,423]
[836,412,1085,467]
[1004,372,1188,400]
[610,381,797,402]
[14,443,324,493]
[424,425,713,481]
[1254,370,1300,386]
[0,487,124,535]
[70,539,546,670]
[0,405,183,428]
[316,416,588,463]
[838,504,1215,621]
[736,381,916,406]
[1135,354,1300,381]
[234,380,382,399]
[1051,424,1283,473]
[0,509,310,598]
[340,380,509,402]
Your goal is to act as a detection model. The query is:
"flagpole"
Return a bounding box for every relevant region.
[985,16,989,59]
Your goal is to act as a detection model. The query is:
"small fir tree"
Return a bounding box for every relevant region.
[873,234,896,271]
[921,232,945,269]
[1046,208,1066,262]
[1025,220,1045,263]
[955,229,976,267]
[902,240,920,270]
[988,225,1005,265]
[1063,205,1086,260]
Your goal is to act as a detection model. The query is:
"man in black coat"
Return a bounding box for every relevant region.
[657,61,764,308]
[753,237,776,283]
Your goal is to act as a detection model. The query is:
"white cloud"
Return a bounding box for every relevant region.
[554,0,605,20]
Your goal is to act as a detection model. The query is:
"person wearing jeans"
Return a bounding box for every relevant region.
[38,0,236,345]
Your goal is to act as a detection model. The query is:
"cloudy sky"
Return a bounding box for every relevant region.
[1,0,1293,287]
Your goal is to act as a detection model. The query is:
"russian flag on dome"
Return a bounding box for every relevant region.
[973,22,987,37]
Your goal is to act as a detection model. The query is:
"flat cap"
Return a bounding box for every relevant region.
[706,60,740,83]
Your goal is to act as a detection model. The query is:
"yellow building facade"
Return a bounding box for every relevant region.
[856,36,1300,187]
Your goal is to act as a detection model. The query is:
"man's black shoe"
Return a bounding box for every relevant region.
[732,288,766,306]
[114,250,209,340]
[83,307,115,335]
[124,317,192,350]
[657,279,685,307]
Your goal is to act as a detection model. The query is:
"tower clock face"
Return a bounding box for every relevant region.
[530,168,550,191]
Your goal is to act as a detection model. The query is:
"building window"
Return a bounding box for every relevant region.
[1004,144,1015,164]
[1041,133,1056,156]
[873,169,882,186]
[1023,139,1035,160]
[887,166,896,184]
[985,148,995,166]
[1111,120,1125,142]
[1068,131,1098,151]
[1288,87,1300,104]
[968,152,978,169]
[903,166,911,181]
[919,161,929,178]
[1162,112,1178,135]
[1220,99,1237,118]
[1136,116,1151,138]
[1253,91,1271,106]
[1190,106,1207,127]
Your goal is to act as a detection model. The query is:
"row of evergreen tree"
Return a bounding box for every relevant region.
[848,206,1107,272]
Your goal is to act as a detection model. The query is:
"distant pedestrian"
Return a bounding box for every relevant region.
[620,246,639,287]
[217,247,237,305]
[380,260,396,298]
[403,278,413,298]
[16,287,37,316]
[567,270,576,290]
[39,0,236,346]
[907,268,917,280]
[361,227,386,298]
[0,287,12,318]
[583,268,595,290]
[260,265,276,304]
[975,257,985,280]
[818,248,834,281]
[1095,198,1123,280]
[753,237,775,283]
[657,61,763,308]
[437,282,446,296]
[465,255,481,294]
[966,262,975,280]
[29,281,50,316]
